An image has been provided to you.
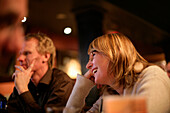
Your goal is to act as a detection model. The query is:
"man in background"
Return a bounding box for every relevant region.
[7,33,74,113]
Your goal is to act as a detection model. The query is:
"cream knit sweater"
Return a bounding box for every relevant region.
[65,66,170,113]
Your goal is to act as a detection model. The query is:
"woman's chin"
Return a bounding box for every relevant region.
[94,79,98,84]
[95,79,102,84]
[95,79,108,85]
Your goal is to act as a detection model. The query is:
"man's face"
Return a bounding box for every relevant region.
[166,62,170,78]
[17,38,45,71]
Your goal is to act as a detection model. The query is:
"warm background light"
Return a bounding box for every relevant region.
[67,59,81,79]
[60,57,81,79]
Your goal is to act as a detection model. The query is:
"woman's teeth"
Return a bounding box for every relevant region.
[93,69,97,74]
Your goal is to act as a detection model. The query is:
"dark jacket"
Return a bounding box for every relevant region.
[7,68,74,113]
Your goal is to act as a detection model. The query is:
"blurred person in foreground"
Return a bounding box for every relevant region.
[7,33,74,113]
[0,0,27,53]
[65,33,170,113]
[0,0,28,81]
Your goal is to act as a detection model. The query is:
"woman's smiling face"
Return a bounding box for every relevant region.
[86,50,111,85]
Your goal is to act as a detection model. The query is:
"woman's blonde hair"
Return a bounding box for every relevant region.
[25,33,56,69]
[88,33,148,88]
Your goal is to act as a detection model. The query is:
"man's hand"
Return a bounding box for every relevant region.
[12,60,35,95]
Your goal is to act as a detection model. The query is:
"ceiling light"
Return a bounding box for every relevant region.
[64,27,72,34]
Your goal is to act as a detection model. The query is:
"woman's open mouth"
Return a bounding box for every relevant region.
[93,69,97,74]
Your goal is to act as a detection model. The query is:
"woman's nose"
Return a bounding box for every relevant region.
[86,60,93,69]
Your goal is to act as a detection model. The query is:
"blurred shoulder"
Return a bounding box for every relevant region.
[140,65,170,85]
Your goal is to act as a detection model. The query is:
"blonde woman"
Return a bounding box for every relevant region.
[65,33,170,113]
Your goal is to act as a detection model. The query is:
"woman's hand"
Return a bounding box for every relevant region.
[84,70,94,79]
[84,70,103,89]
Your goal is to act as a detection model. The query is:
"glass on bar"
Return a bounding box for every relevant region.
[103,95,147,113]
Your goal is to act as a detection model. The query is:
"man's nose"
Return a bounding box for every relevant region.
[86,60,93,69]
[17,54,25,62]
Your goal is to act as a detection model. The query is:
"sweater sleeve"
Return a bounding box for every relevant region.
[64,74,94,113]
[88,96,102,112]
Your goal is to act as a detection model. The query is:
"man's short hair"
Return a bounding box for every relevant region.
[25,33,56,69]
